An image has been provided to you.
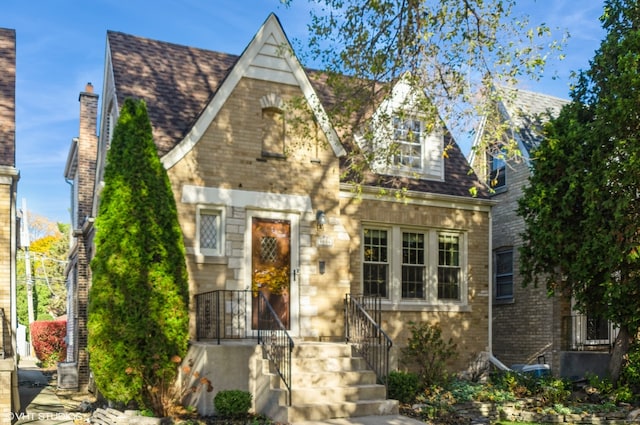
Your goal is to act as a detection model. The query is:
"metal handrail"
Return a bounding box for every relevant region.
[257,291,294,405]
[344,294,392,392]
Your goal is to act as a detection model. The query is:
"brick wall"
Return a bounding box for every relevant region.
[169,77,344,339]
[341,196,491,373]
[491,160,570,372]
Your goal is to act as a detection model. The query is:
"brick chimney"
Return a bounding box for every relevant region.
[77,82,98,225]
[75,82,98,391]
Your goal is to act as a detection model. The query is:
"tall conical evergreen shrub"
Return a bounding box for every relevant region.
[88,98,189,415]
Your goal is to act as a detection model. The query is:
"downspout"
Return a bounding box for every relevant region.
[487,207,510,371]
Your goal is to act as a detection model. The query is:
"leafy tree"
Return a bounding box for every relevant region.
[284,0,566,181]
[17,219,69,334]
[88,98,190,416]
[518,0,640,383]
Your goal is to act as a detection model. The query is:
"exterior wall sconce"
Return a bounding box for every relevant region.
[316,210,327,231]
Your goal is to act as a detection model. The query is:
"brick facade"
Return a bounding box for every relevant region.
[68,15,493,398]
[0,27,19,425]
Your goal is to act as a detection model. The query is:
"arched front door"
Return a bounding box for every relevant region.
[251,217,291,329]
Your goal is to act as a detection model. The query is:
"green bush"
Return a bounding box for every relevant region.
[401,321,457,387]
[621,341,640,398]
[386,370,421,404]
[214,390,252,417]
[87,98,190,416]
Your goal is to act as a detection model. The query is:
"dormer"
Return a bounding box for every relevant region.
[362,75,445,181]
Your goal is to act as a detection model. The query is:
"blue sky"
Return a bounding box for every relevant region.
[1,0,605,224]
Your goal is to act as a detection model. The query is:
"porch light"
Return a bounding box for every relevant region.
[316,210,327,231]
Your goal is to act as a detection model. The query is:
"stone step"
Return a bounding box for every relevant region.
[291,356,367,373]
[291,343,354,358]
[289,384,387,405]
[286,399,399,423]
[290,370,378,387]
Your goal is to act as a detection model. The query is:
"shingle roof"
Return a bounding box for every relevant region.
[107,30,489,200]
[498,86,569,154]
[0,28,16,167]
[107,31,239,157]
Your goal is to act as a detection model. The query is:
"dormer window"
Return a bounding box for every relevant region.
[392,117,423,169]
[388,115,444,180]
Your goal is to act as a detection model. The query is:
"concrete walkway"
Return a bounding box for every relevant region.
[16,358,91,425]
[16,358,426,425]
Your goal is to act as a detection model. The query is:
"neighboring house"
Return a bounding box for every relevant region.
[0,27,21,425]
[470,86,614,378]
[64,14,493,421]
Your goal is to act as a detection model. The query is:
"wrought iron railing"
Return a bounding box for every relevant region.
[194,290,294,405]
[344,294,392,392]
[257,291,294,405]
[561,314,618,351]
[195,290,258,342]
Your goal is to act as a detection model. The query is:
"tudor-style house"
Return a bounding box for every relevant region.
[0,27,20,425]
[64,14,493,422]
[471,86,615,379]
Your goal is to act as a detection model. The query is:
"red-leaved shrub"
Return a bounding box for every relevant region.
[30,320,67,367]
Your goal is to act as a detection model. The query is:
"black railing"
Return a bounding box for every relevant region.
[561,314,618,351]
[195,290,258,342]
[257,292,294,405]
[344,294,392,392]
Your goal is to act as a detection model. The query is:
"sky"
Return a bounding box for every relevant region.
[1,0,606,225]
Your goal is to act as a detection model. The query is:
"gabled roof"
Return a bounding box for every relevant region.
[497,86,569,154]
[105,15,488,200]
[0,28,16,167]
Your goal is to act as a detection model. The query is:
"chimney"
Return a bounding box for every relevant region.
[77,83,98,224]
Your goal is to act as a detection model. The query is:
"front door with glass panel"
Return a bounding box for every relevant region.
[251,217,291,329]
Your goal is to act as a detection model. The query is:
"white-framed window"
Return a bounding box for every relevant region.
[197,207,225,256]
[437,233,461,300]
[363,228,389,297]
[362,225,467,306]
[392,117,423,169]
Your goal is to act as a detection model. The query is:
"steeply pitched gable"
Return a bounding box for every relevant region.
[107,14,344,169]
[496,86,569,156]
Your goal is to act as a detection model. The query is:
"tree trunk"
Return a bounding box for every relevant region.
[608,324,632,385]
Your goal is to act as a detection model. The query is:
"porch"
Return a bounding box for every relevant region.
[559,314,616,380]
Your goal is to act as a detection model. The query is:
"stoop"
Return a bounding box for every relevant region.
[257,342,398,423]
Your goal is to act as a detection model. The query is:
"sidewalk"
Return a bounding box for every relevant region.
[16,357,91,425]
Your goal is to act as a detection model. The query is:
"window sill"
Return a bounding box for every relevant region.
[187,252,228,265]
[494,297,515,305]
[380,300,471,313]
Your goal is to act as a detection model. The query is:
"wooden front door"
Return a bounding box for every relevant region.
[251,217,291,329]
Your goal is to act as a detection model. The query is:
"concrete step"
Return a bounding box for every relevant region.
[286,399,399,423]
[290,384,387,405]
[291,370,378,387]
[261,342,396,423]
[292,343,353,358]
[291,356,367,373]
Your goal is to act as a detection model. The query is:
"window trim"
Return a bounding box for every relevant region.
[196,205,225,257]
[361,224,468,309]
[494,248,514,300]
